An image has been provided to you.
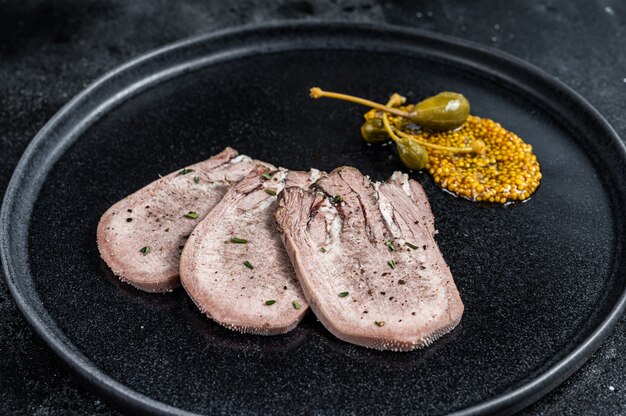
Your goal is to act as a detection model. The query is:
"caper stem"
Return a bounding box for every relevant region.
[381,112,403,144]
[383,105,477,154]
[393,129,477,154]
[310,87,411,119]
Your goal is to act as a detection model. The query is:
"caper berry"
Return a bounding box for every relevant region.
[397,138,429,170]
[361,118,389,143]
[407,92,470,131]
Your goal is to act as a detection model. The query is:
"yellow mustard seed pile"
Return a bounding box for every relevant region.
[422,116,541,203]
[367,110,542,203]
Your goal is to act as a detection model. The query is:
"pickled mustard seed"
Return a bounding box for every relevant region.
[139,246,150,255]
[184,211,199,219]
[230,237,248,244]
[243,261,254,270]
[262,172,272,180]
[339,292,349,298]
[264,188,277,196]
[292,301,301,310]
[178,168,193,175]
[390,114,541,203]
[374,321,385,327]
[265,300,276,305]
[405,242,419,250]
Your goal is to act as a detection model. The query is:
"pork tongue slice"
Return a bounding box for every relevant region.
[180,166,321,335]
[275,167,464,351]
[97,147,271,292]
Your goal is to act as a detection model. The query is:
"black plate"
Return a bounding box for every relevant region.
[2,22,626,415]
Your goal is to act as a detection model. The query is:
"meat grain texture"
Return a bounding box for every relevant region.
[180,166,321,335]
[275,167,464,351]
[97,147,268,292]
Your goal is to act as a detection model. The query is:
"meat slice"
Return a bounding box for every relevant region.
[180,167,321,335]
[97,147,271,292]
[275,167,463,351]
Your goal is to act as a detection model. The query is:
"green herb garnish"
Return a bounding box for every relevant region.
[338,292,349,298]
[178,168,193,175]
[405,242,419,250]
[184,211,199,219]
[387,259,396,269]
[230,237,248,244]
[139,246,150,255]
[331,194,342,203]
[292,301,301,310]
[385,240,395,251]
[320,247,327,253]
[243,261,254,269]
[193,176,200,184]
[265,188,277,196]
[262,172,272,180]
[265,300,276,306]
[374,321,385,327]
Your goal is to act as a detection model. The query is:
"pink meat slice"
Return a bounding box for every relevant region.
[97,147,271,292]
[180,166,321,335]
[275,167,463,351]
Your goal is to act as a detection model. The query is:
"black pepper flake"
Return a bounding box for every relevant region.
[126,218,132,222]
[398,279,406,285]
[127,209,132,213]
[423,245,427,250]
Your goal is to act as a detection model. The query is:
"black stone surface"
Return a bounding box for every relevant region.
[1,2,625,415]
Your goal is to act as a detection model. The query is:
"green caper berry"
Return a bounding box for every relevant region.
[360,118,389,144]
[407,92,470,131]
[396,139,429,170]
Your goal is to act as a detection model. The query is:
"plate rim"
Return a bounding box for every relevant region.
[2,20,625,416]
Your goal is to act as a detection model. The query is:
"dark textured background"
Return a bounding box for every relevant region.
[0,1,625,414]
